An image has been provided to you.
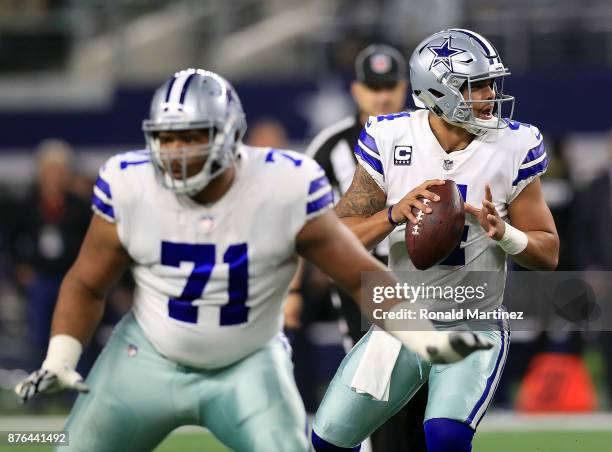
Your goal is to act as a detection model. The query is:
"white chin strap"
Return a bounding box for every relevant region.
[161,170,211,196]
[444,111,505,136]
[160,149,232,196]
[439,113,485,136]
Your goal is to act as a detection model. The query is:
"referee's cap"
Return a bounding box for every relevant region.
[355,44,407,87]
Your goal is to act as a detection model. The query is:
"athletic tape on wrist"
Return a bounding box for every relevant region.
[43,334,83,370]
[497,222,528,255]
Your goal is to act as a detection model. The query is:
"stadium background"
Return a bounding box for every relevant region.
[1,0,612,450]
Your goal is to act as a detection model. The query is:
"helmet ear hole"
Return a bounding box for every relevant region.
[428,88,445,99]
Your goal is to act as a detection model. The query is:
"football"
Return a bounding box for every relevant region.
[405,180,465,270]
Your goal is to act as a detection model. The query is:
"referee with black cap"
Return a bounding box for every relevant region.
[295,44,428,452]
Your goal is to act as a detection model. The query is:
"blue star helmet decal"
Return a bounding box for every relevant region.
[427,37,465,72]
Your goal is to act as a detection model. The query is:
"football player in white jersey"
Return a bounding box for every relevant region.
[15,69,489,452]
[312,29,559,452]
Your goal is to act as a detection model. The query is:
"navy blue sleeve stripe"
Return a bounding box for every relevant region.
[358,129,380,155]
[308,175,330,195]
[95,175,112,199]
[513,156,548,186]
[354,144,384,175]
[306,191,333,215]
[92,193,115,219]
[521,141,545,165]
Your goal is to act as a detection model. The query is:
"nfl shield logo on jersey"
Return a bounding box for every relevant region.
[199,215,215,234]
[443,159,454,170]
[394,146,412,166]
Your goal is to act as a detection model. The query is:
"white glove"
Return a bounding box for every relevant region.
[15,335,89,402]
[391,330,493,364]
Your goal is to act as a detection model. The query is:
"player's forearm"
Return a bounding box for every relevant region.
[339,209,394,250]
[345,269,438,335]
[509,230,559,270]
[288,257,304,291]
[50,270,106,347]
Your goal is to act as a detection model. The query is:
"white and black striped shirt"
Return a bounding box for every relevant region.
[306,114,388,258]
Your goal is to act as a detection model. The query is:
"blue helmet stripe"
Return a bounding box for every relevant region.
[163,76,178,111]
[449,28,497,64]
[178,73,197,107]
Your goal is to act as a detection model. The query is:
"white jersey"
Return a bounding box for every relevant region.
[355,109,547,310]
[92,146,332,369]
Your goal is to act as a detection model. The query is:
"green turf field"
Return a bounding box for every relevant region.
[2,430,611,451]
[473,431,612,452]
[156,430,612,451]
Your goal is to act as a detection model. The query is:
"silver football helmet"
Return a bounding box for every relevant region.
[409,28,514,135]
[142,68,247,195]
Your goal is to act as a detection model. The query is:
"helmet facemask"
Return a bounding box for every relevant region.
[145,117,243,196]
[450,73,515,136]
[146,128,222,196]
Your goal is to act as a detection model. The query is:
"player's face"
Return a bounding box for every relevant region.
[462,79,496,121]
[156,129,212,179]
[352,81,407,117]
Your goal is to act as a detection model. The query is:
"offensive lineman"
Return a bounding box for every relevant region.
[15,69,489,452]
[312,29,559,452]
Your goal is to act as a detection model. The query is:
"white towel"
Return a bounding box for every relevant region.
[350,326,402,401]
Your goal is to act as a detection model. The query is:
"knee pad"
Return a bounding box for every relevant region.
[311,430,361,451]
[424,418,474,452]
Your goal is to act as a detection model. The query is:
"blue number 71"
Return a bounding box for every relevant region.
[161,242,249,325]
[265,149,302,167]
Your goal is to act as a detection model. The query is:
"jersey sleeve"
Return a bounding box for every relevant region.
[509,125,547,203]
[92,156,121,224]
[354,116,386,192]
[287,152,334,235]
[91,151,148,245]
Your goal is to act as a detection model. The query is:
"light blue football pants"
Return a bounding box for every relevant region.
[57,312,308,452]
[313,326,509,448]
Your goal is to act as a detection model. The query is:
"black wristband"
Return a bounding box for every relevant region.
[289,288,301,295]
[387,205,400,227]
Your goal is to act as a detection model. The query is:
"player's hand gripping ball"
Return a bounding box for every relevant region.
[405,180,465,270]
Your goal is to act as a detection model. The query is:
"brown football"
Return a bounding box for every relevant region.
[405,180,465,270]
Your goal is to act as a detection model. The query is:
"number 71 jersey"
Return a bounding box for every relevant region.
[355,109,547,308]
[91,146,332,369]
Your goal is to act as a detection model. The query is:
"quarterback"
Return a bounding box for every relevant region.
[15,69,489,452]
[312,29,559,452]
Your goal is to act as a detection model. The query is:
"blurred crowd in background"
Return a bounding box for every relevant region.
[1,0,612,417]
